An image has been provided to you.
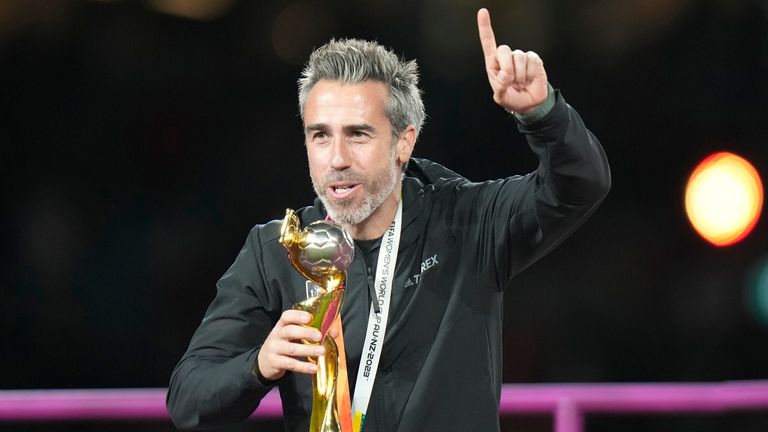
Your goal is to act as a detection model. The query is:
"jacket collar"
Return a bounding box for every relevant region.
[398,176,427,249]
[300,169,428,250]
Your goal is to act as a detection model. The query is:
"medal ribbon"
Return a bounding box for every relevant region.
[350,199,402,431]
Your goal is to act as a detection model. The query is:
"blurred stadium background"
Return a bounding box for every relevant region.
[1,0,767,430]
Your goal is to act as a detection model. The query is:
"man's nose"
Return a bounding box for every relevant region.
[330,139,351,170]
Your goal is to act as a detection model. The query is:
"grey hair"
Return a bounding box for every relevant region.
[298,38,426,140]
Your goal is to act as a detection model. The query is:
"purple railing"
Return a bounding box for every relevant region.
[2,382,768,432]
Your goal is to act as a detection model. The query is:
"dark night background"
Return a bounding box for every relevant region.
[2,0,768,431]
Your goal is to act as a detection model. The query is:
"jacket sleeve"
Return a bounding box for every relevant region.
[454,89,611,289]
[166,226,281,430]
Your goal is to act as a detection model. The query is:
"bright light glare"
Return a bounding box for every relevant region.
[685,152,763,246]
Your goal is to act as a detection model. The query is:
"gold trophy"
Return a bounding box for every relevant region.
[279,209,354,432]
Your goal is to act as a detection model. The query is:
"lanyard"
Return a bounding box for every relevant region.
[350,199,402,432]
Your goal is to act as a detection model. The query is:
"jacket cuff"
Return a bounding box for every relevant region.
[515,88,570,135]
[513,82,556,125]
[245,347,278,391]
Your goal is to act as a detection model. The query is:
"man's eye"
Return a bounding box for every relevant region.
[351,131,368,138]
[313,132,328,140]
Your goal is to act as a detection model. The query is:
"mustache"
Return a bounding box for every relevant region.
[320,170,365,185]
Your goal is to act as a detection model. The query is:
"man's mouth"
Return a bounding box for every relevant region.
[328,183,360,199]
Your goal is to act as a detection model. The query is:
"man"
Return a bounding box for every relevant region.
[167,8,610,432]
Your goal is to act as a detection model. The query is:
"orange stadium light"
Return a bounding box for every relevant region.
[685,152,763,247]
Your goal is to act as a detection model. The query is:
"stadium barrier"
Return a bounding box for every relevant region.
[2,381,768,432]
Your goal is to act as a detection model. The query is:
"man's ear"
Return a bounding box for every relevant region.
[396,125,417,166]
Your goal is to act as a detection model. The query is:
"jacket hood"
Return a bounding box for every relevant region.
[405,157,467,187]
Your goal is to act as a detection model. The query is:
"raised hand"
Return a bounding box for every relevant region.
[477,8,548,114]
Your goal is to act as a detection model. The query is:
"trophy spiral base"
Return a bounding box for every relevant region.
[310,335,341,432]
[294,289,346,432]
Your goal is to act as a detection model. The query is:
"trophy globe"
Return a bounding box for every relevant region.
[280,209,354,291]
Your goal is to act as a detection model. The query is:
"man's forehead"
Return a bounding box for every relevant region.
[306,79,388,103]
[303,80,389,124]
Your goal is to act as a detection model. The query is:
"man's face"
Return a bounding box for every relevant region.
[303,80,402,225]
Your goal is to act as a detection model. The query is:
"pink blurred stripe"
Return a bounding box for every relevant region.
[0,382,767,422]
[498,381,768,413]
[0,388,281,421]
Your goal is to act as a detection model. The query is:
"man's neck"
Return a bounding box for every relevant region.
[344,190,401,240]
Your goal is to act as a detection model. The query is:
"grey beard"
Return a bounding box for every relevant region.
[312,151,399,225]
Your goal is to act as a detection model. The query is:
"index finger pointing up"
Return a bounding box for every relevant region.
[477,8,497,61]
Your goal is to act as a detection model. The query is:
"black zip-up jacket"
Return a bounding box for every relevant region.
[167,91,611,431]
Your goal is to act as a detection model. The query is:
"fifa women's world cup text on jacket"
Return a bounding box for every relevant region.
[167,90,611,432]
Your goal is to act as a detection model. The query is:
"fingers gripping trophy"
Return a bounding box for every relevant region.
[279,208,355,432]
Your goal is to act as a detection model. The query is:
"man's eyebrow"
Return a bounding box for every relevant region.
[304,123,328,133]
[343,124,376,134]
[304,124,378,134]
